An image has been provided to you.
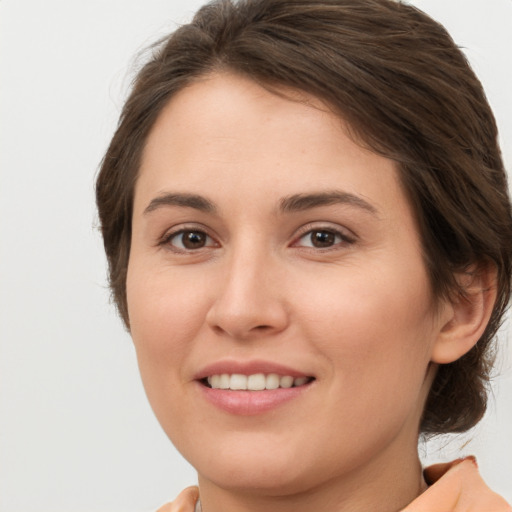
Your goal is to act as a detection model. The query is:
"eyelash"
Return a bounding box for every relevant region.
[159,225,356,253]
[159,227,217,253]
[292,225,356,250]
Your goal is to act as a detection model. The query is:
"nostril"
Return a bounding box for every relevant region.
[210,323,275,337]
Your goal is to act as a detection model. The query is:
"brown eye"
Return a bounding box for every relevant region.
[166,230,214,250]
[310,230,336,248]
[294,228,354,249]
[182,231,207,249]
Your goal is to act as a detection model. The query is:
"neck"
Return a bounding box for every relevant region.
[196,443,427,512]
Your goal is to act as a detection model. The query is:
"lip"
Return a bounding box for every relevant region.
[198,385,311,415]
[194,359,314,416]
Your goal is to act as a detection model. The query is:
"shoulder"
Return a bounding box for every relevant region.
[155,504,173,512]
[404,458,511,511]
[155,486,200,512]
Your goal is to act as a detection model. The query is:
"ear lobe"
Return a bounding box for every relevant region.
[431,264,497,364]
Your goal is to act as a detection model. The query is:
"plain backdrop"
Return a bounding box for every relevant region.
[1,1,511,511]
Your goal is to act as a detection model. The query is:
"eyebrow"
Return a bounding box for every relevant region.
[143,190,378,216]
[144,193,216,214]
[279,191,378,215]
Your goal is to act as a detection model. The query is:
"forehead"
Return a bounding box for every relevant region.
[136,72,412,224]
[142,73,350,169]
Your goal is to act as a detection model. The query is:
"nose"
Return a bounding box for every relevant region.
[205,248,289,340]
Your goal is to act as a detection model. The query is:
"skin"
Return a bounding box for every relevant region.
[157,460,512,512]
[127,73,495,512]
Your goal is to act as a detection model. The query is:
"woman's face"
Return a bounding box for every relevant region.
[127,73,449,495]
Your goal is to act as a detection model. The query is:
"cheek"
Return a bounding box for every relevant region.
[126,263,209,376]
[297,260,436,402]
[126,263,214,435]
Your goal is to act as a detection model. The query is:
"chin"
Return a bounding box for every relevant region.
[200,461,313,496]
[187,435,318,494]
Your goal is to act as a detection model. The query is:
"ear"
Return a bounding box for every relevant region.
[431,264,497,364]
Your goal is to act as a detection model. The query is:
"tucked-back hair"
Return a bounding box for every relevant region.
[96,0,512,434]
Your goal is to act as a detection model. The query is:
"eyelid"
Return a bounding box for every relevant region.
[158,223,220,251]
[157,221,356,252]
[291,222,357,248]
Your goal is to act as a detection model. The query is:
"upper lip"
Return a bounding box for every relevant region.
[194,359,312,381]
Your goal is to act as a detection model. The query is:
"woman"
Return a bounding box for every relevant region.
[96,0,512,510]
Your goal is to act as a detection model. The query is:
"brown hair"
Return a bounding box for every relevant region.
[96,0,512,434]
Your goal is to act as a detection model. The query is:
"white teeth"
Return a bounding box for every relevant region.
[230,374,247,390]
[219,374,230,389]
[266,373,280,390]
[280,375,294,388]
[247,373,266,391]
[293,377,308,387]
[206,373,311,390]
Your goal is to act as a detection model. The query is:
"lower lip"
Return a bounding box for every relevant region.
[198,382,311,415]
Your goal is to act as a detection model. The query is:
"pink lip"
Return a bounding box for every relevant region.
[194,359,311,381]
[197,383,312,416]
[194,359,314,416]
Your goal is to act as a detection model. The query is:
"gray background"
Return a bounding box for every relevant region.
[1,1,511,511]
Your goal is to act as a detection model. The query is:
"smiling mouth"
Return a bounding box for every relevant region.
[202,373,315,391]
